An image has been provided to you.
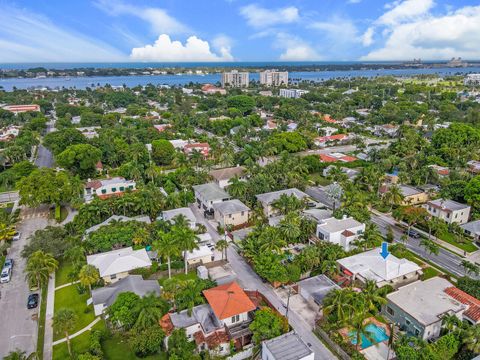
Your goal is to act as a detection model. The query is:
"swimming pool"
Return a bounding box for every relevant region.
[349,323,389,349]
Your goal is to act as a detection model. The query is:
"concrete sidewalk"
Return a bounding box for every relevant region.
[43,273,55,360]
[52,317,101,346]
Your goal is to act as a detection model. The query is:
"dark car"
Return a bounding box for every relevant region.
[405,229,421,238]
[27,293,39,309]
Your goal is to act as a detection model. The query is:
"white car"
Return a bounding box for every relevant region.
[12,232,21,241]
[0,267,11,283]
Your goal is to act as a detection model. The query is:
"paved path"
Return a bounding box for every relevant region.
[52,317,101,346]
[54,281,79,291]
[43,273,56,360]
[189,204,335,360]
[0,210,52,358]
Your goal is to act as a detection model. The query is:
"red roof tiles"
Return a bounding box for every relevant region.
[203,282,256,320]
[444,286,480,323]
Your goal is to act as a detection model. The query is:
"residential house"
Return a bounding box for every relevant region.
[319,126,338,137]
[316,216,365,251]
[192,183,231,215]
[279,89,309,98]
[461,220,480,241]
[169,139,189,150]
[209,166,247,189]
[77,126,100,139]
[297,274,340,308]
[201,84,227,95]
[153,124,172,132]
[263,119,277,131]
[184,142,210,157]
[185,245,214,266]
[323,166,360,181]
[428,165,450,178]
[314,134,348,147]
[302,208,333,223]
[0,125,21,142]
[90,275,160,316]
[379,184,429,205]
[86,247,152,284]
[319,153,357,163]
[84,215,151,237]
[84,177,136,202]
[160,207,197,229]
[374,124,399,137]
[256,188,310,217]
[2,104,40,114]
[467,160,480,174]
[262,332,314,360]
[425,199,471,224]
[337,248,422,288]
[213,199,251,227]
[383,277,480,340]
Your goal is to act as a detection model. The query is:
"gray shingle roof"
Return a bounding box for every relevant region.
[192,183,230,201]
[298,274,340,305]
[91,275,160,307]
[429,198,470,211]
[212,199,250,215]
[170,304,222,334]
[263,332,313,360]
[461,220,480,236]
[209,166,246,181]
[255,188,308,205]
[161,207,196,223]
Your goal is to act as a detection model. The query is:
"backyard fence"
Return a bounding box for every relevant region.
[315,326,352,360]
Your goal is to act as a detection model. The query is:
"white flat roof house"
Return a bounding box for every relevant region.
[425,198,471,224]
[337,248,422,288]
[184,245,214,266]
[87,247,151,284]
[316,216,365,251]
[256,188,310,217]
[382,277,480,340]
[262,332,314,360]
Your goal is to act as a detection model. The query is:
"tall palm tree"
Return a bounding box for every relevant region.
[420,238,440,259]
[227,177,248,201]
[350,313,374,351]
[463,325,480,354]
[133,293,169,330]
[78,264,100,293]
[178,279,205,316]
[384,184,404,211]
[174,225,199,274]
[152,231,179,279]
[53,308,77,357]
[215,239,229,261]
[271,194,304,215]
[362,280,387,312]
[323,288,355,324]
[258,227,286,254]
[278,213,302,244]
[442,314,462,334]
[25,251,58,289]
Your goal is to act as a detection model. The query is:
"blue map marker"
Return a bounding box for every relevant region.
[380,242,390,260]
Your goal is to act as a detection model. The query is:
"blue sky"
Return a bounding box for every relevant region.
[1,0,480,62]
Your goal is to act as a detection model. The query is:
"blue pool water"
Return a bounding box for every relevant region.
[349,323,389,349]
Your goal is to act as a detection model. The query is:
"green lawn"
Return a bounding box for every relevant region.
[157,271,197,286]
[437,231,478,253]
[308,173,331,186]
[421,266,441,280]
[49,206,68,223]
[36,285,48,360]
[55,261,75,288]
[103,334,167,360]
[52,319,105,360]
[53,285,95,341]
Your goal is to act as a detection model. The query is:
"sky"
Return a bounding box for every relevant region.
[1,0,480,63]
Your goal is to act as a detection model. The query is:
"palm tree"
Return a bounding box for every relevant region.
[258,227,286,254]
[355,223,384,251]
[362,280,387,312]
[53,308,77,357]
[461,260,480,276]
[25,251,58,289]
[0,222,16,244]
[384,184,404,211]
[278,213,302,244]
[134,293,169,330]
[178,279,205,316]
[227,177,248,201]
[323,288,355,324]
[351,314,374,351]
[78,264,100,293]
[152,231,179,279]
[271,194,304,215]
[463,325,480,354]
[215,239,229,261]
[171,225,199,274]
[420,238,440,258]
[3,349,37,360]
[442,314,462,334]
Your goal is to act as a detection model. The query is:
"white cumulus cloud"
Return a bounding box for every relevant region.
[362,4,480,60]
[362,27,375,46]
[240,4,300,28]
[130,34,234,62]
[275,33,321,61]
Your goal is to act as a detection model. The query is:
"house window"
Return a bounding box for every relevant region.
[128,185,134,189]
[318,232,325,240]
[405,318,411,325]
[231,314,240,323]
[447,213,450,218]
[228,214,232,218]
[433,208,436,213]
[241,211,245,216]
[386,306,394,316]
[119,186,125,191]
[101,189,107,194]
[110,274,117,280]
[112,187,117,192]
[414,328,420,336]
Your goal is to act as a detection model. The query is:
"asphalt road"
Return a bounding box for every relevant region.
[34,120,55,169]
[0,209,51,358]
[189,204,336,360]
[306,186,477,280]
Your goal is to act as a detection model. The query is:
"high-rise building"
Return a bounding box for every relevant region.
[279,89,309,99]
[221,70,249,88]
[259,70,288,86]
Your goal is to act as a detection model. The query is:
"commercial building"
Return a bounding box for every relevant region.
[383,277,480,340]
[221,70,249,88]
[337,248,422,288]
[259,70,288,86]
[425,198,471,224]
[279,89,309,99]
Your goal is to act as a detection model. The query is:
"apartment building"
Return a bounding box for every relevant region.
[279,89,309,99]
[259,70,288,86]
[221,70,249,88]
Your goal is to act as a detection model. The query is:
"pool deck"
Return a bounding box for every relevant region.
[338,317,390,349]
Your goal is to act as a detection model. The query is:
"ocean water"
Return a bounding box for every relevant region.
[1,64,479,91]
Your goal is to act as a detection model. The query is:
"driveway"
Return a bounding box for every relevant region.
[189,204,336,360]
[0,207,52,358]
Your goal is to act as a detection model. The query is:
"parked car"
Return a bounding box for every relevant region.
[405,229,421,238]
[3,259,13,270]
[12,232,21,241]
[27,293,39,309]
[0,267,12,283]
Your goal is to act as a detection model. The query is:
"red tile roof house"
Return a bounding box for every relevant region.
[184,142,210,157]
[153,124,172,132]
[314,134,348,147]
[319,153,357,163]
[160,282,257,356]
[2,104,41,114]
